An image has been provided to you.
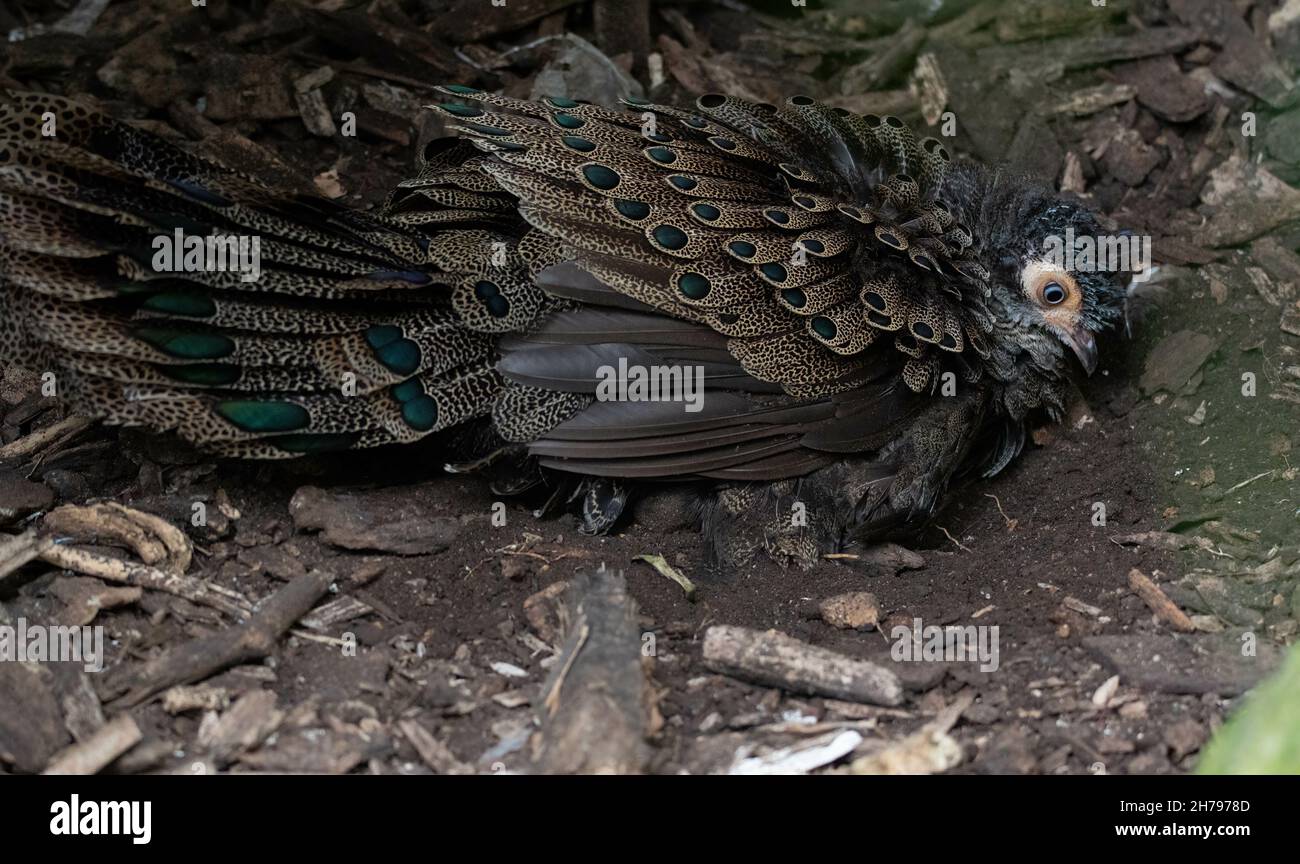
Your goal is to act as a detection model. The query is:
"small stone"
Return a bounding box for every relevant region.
[1140,330,1217,396]
[295,88,336,137]
[1118,700,1148,719]
[1091,674,1120,708]
[819,591,881,630]
[1101,127,1162,187]
[491,690,531,709]
[1197,155,1300,247]
[313,168,345,199]
[1163,718,1208,759]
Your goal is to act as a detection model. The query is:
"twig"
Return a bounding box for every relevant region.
[41,544,250,619]
[937,526,972,552]
[35,502,238,614]
[984,493,1019,531]
[1127,568,1196,632]
[104,503,192,574]
[1223,470,1274,495]
[108,569,333,708]
[632,553,697,600]
[288,629,351,647]
[0,415,95,462]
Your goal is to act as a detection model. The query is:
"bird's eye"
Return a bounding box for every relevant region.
[1041,281,1067,305]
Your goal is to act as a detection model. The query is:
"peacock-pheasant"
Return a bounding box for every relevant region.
[0,87,1126,569]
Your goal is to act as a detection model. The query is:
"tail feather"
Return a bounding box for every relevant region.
[0,88,536,457]
[0,84,949,495]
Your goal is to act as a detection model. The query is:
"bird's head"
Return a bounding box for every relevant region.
[975,174,1129,383]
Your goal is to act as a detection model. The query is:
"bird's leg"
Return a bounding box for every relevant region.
[849,381,992,540]
[699,384,993,574]
[700,464,883,574]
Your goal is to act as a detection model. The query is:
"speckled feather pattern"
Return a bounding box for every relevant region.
[0,86,1124,550]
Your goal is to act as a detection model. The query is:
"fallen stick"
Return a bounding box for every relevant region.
[42,714,142,775]
[41,544,250,619]
[108,569,334,708]
[3,503,243,616]
[44,504,169,567]
[1128,568,1196,633]
[103,502,193,574]
[2,531,248,618]
[1110,531,1214,552]
[533,567,657,774]
[0,415,95,462]
[45,502,193,575]
[703,625,903,707]
[0,529,50,580]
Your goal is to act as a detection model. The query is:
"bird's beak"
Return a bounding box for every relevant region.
[1063,326,1098,376]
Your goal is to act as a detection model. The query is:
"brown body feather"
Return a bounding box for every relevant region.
[0,86,1123,563]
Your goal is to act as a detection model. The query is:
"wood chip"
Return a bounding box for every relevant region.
[398,719,472,775]
[162,685,231,715]
[299,595,373,631]
[106,569,333,708]
[909,52,947,125]
[703,625,903,707]
[1052,83,1136,116]
[1128,568,1196,632]
[42,714,141,775]
[523,580,569,645]
[58,670,107,742]
[1063,596,1103,617]
[846,692,972,775]
[196,689,282,764]
[1110,530,1214,552]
